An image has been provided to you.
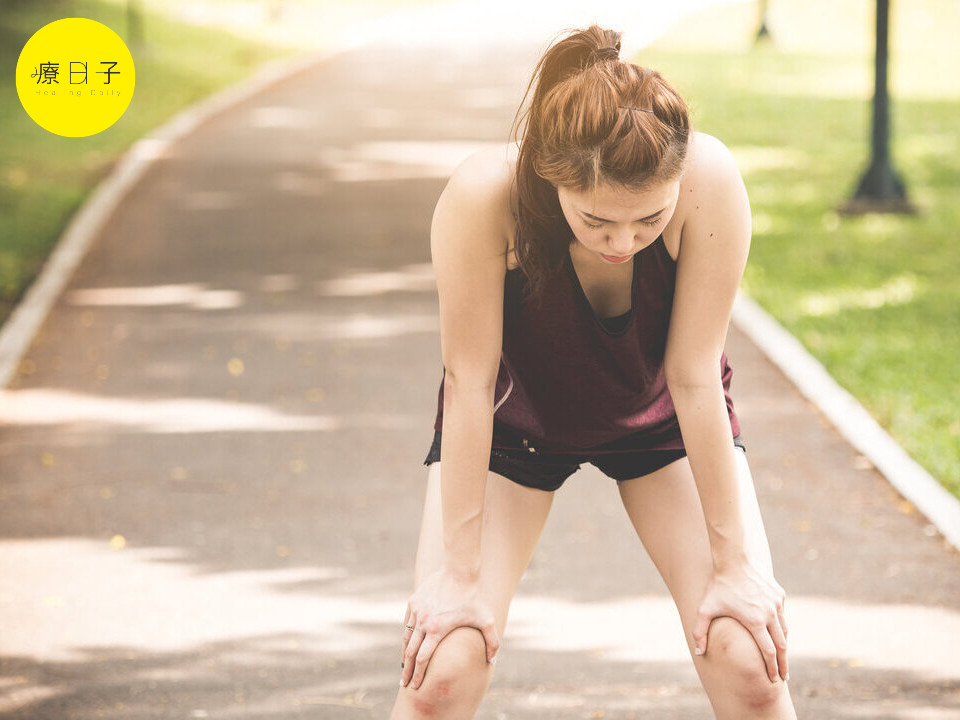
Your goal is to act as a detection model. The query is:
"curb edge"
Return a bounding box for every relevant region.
[732,292,960,554]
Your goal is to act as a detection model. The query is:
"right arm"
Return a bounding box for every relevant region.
[400,148,512,688]
[430,149,511,581]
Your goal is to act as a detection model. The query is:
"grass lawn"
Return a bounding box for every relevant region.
[0,0,434,324]
[636,0,959,496]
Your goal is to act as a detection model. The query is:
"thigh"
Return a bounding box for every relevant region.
[616,449,776,650]
[413,461,556,639]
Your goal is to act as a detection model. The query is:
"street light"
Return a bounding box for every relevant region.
[840,0,914,214]
[755,0,771,45]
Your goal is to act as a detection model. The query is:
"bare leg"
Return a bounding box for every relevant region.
[389,462,555,719]
[617,450,798,720]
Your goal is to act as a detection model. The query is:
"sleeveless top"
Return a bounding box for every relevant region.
[431,232,742,454]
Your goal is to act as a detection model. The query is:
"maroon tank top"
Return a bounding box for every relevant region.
[432,233,742,453]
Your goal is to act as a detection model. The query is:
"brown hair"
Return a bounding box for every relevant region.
[507,24,692,308]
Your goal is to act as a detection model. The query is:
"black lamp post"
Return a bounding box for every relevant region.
[755,0,771,44]
[841,0,914,213]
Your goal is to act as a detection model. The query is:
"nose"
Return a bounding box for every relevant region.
[607,228,637,255]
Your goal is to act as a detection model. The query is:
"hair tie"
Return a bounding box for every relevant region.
[618,105,655,114]
[589,46,620,63]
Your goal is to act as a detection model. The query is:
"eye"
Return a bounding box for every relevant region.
[641,217,662,227]
[583,220,603,229]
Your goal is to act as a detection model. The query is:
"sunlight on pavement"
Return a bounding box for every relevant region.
[507,595,960,679]
[314,263,435,297]
[273,169,330,195]
[66,283,243,310]
[0,389,420,432]
[0,538,396,664]
[0,678,65,716]
[361,107,403,129]
[508,595,690,662]
[317,141,506,182]
[62,278,440,338]
[1,537,958,680]
[218,312,439,341]
[247,106,320,129]
[839,708,960,720]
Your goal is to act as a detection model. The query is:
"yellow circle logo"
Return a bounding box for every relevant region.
[16,18,135,137]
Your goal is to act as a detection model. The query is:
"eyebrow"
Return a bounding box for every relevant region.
[579,207,666,223]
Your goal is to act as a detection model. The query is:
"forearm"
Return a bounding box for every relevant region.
[670,379,746,570]
[438,377,496,581]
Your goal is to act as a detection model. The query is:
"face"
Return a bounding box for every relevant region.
[557,179,681,265]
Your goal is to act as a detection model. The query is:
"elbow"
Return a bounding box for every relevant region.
[442,372,498,419]
[443,367,498,395]
[664,363,721,393]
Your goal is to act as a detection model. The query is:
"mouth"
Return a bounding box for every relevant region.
[600,253,633,263]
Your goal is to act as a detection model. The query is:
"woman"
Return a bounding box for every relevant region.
[391,25,796,720]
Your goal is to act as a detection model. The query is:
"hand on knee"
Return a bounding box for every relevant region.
[400,626,492,714]
[704,617,785,710]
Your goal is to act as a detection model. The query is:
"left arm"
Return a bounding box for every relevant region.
[664,132,750,571]
[664,133,788,682]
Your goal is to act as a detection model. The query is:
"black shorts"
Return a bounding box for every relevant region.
[422,430,746,492]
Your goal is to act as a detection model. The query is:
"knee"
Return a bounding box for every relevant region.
[403,626,490,716]
[704,616,785,711]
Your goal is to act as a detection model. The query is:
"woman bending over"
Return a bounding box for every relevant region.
[391,24,796,720]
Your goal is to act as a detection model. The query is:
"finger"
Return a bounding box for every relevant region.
[779,598,789,639]
[752,623,780,683]
[400,609,416,662]
[410,632,442,690]
[401,623,415,665]
[692,613,711,656]
[403,606,416,630]
[769,617,789,682]
[401,628,424,687]
[481,621,501,663]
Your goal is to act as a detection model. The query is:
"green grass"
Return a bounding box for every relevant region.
[635,1,960,496]
[0,0,435,322]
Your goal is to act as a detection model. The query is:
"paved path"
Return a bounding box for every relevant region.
[2,8,960,720]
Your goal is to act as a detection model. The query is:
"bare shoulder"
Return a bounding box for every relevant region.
[670,131,747,244]
[680,131,742,194]
[450,142,517,192]
[439,143,517,264]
